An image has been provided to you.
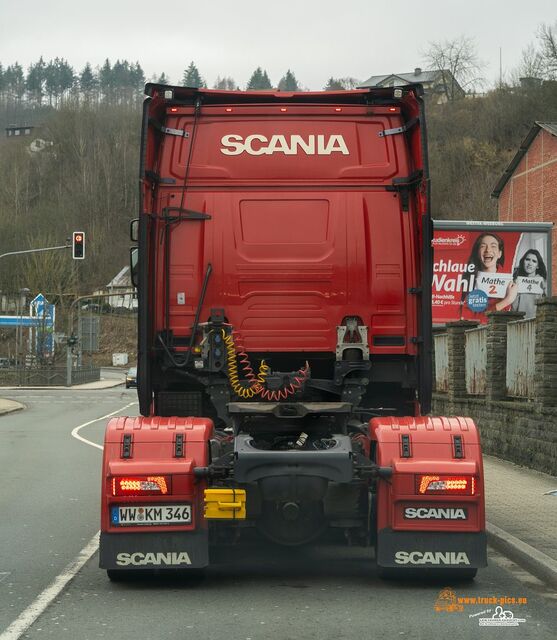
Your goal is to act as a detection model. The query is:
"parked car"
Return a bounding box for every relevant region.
[125,366,137,389]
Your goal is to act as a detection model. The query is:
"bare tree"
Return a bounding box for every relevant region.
[213,76,237,90]
[538,22,557,79]
[338,77,361,90]
[422,36,484,100]
[519,44,545,79]
[510,44,545,86]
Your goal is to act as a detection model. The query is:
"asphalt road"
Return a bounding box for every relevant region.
[1,387,556,640]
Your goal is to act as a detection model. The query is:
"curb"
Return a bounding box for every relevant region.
[0,400,26,416]
[487,521,557,588]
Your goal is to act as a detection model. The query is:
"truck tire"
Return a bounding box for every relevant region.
[107,568,206,582]
[377,566,477,582]
[106,569,154,582]
[106,569,131,582]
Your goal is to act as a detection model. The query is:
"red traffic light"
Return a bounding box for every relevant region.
[72,231,85,260]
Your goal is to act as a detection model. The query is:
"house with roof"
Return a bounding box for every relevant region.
[358,68,465,103]
[492,122,557,287]
[93,266,137,310]
[5,125,35,138]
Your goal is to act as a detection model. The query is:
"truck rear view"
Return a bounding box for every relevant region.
[100,85,486,579]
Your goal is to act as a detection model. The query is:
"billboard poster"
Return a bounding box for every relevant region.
[432,221,553,325]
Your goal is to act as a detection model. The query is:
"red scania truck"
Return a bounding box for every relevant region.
[100,83,487,579]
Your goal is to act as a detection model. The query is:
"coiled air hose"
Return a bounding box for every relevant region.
[221,330,309,400]
[222,330,269,398]
[259,362,310,401]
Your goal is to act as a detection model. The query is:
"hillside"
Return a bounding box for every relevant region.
[1,82,557,299]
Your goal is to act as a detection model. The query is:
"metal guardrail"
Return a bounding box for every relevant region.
[465,326,487,395]
[434,333,449,392]
[506,318,536,398]
[0,366,100,386]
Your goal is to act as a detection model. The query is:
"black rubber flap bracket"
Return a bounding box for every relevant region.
[175,434,184,458]
[453,435,464,459]
[401,434,412,458]
[121,434,133,459]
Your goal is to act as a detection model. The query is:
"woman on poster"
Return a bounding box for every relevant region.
[511,249,547,318]
[461,233,517,319]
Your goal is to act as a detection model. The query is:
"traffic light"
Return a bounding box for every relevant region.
[72,231,85,260]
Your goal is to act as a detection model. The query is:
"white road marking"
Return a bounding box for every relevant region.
[0,402,136,640]
[0,534,99,640]
[71,402,136,450]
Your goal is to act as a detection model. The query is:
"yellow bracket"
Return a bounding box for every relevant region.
[204,488,246,520]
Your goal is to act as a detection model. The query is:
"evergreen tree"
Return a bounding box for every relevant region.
[260,69,272,89]
[246,67,272,90]
[99,58,113,102]
[45,58,74,106]
[182,61,205,88]
[323,77,345,90]
[131,62,145,94]
[5,63,25,103]
[79,63,97,101]
[111,59,128,98]
[247,67,262,89]
[27,56,47,105]
[278,69,300,91]
[157,72,170,84]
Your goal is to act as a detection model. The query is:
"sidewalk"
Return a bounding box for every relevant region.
[0,398,25,415]
[0,372,126,391]
[0,374,125,414]
[484,454,557,586]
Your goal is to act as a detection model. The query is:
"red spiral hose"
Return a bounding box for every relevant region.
[259,362,310,401]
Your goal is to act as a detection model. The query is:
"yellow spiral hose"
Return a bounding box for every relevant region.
[222,330,269,399]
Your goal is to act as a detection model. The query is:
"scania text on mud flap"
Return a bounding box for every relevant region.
[99,84,487,580]
[372,416,486,579]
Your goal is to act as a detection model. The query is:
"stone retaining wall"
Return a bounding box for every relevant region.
[432,297,557,476]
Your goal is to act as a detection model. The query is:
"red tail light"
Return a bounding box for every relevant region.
[416,475,476,496]
[112,476,171,496]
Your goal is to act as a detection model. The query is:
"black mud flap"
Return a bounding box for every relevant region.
[376,528,487,569]
[99,530,209,570]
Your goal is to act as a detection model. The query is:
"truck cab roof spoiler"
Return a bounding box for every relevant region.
[144,83,425,105]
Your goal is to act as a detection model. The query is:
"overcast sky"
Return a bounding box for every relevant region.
[1,1,555,90]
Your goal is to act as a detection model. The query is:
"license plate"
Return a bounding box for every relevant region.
[111,504,192,526]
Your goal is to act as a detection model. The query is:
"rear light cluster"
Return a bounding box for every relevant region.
[416,475,476,496]
[112,475,170,496]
